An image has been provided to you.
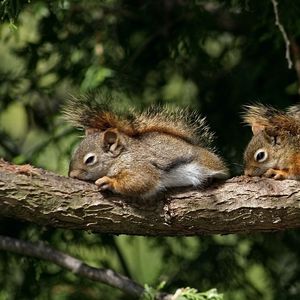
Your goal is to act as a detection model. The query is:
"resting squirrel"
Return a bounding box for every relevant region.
[64,95,229,198]
[243,104,300,179]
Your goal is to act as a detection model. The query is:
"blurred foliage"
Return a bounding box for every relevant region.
[1,0,300,299]
[142,286,223,300]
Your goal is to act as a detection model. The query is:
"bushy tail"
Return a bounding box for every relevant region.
[63,93,214,147]
[135,105,214,146]
[63,93,136,136]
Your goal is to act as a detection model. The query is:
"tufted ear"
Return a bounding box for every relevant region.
[102,129,124,156]
[251,123,266,135]
[242,105,270,136]
[85,128,100,136]
[264,127,282,146]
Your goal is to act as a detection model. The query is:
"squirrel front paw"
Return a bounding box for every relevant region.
[95,176,115,191]
[263,168,289,180]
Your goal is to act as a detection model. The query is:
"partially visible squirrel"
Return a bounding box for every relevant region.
[64,94,229,198]
[243,103,300,179]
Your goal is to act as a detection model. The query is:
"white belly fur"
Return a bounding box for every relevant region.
[161,162,225,188]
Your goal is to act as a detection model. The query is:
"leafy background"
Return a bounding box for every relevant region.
[1,0,300,299]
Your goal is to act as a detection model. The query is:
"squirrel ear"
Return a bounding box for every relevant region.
[85,128,99,136]
[264,128,281,145]
[243,105,269,135]
[251,123,265,135]
[103,129,124,156]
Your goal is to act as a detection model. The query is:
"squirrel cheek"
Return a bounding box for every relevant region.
[87,163,109,180]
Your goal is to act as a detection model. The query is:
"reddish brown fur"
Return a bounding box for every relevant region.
[89,113,193,143]
[66,97,228,198]
[96,167,160,197]
[64,98,213,147]
[270,115,300,135]
[90,112,135,135]
[243,104,300,136]
[288,153,300,178]
[243,104,300,180]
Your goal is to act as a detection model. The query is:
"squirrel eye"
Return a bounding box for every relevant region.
[83,153,97,166]
[254,149,268,163]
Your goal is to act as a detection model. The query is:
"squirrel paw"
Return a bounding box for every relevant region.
[263,168,289,180]
[95,176,115,191]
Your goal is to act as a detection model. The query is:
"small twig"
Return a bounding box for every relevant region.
[270,0,293,69]
[290,38,300,96]
[0,235,144,298]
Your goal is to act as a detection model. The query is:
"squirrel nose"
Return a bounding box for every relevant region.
[69,169,81,178]
[244,167,259,176]
[244,169,252,176]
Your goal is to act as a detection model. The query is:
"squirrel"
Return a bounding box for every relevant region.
[63,94,229,198]
[243,103,300,179]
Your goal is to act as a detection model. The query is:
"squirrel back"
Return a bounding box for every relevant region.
[243,103,300,179]
[64,93,228,198]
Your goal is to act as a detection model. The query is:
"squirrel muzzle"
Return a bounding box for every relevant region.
[69,169,81,178]
[244,166,265,176]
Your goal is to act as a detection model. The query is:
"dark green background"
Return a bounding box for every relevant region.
[0,1,300,299]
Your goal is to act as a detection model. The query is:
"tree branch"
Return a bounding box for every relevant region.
[0,160,300,235]
[0,235,145,298]
[270,0,293,69]
[290,38,300,95]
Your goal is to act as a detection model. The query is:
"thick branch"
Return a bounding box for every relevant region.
[0,160,300,235]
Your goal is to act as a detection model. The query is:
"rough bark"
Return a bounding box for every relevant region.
[0,160,300,236]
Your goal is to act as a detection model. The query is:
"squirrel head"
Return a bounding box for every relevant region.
[243,129,285,176]
[242,104,287,176]
[69,128,125,181]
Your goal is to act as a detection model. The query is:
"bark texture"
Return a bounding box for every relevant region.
[1,161,300,236]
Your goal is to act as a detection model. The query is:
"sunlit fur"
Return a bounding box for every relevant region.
[65,93,229,198]
[63,93,214,147]
[243,104,300,179]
